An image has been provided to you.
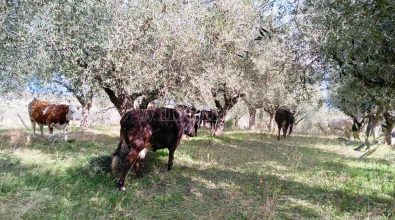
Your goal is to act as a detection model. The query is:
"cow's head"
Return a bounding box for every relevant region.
[66,105,82,121]
[183,115,196,137]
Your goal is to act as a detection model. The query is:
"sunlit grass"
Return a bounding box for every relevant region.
[0,128,393,219]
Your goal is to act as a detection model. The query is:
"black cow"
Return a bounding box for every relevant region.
[199,109,218,129]
[111,108,196,191]
[175,104,196,116]
[176,104,200,136]
[275,108,295,140]
[193,111,201,136]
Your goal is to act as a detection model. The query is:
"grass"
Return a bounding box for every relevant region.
[0,127,394,219]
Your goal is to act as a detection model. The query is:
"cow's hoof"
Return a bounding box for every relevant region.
[119,186,126,191]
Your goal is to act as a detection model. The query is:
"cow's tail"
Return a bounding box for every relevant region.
[111,132,125,175]
[111,155,119,175]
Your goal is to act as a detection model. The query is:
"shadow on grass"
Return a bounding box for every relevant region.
[0,130,119,156]
[76,148,394,217]
[176,164,394,218]
[0,129,393,219]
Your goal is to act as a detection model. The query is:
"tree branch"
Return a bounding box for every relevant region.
[53,79,75,93]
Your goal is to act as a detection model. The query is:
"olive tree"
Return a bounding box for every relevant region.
[301,0,395,145]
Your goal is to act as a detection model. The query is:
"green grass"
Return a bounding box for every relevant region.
[0,128,394,219]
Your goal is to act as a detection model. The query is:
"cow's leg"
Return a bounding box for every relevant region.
[344,130,351,140]
[31,120,36,136]
[118,146,139,191]
[39,124,44,137]
[113,141,123,156]
[167,135,181,171]
[211,121,216,130]
[118,159,133,191]
[283,125,288,139]
[48,125,54,134]
[64,125,68,141]
[288,124,293,136]
[168,148,175,171]
[277,123,281,140]
[353,131,361,141]
[133,160,143,177]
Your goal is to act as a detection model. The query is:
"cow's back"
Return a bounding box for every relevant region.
[28,99,69,125]
[121,108,184,150]
[275,109,293,124]
[29,99,49,124]
[328,118,353,130]
[149,108,184,149]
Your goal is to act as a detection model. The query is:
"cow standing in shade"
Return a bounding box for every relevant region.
[275,108,295,140]
[199,109,218,129]
[328,117,364,140]
[111,108,196,191]
[28,98,81,141]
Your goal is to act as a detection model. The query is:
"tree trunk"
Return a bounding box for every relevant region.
[234,116,239,128]
[264,106,279,133]
[53,76,94,130]
[267,112,275,132]
[383,111,395,146]
[80,102,91,130]
[384,129,394,146]
[211,83,245,136]
[248,106,256,130]
[214,110,227,136]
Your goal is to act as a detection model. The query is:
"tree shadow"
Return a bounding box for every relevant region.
[0,129,393,218]
[174,164,394,218]
[0,130,119,156]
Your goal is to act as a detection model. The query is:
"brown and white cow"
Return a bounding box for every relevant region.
[328,118,354,133]
[328,117,363,140]
[28,98,81,141]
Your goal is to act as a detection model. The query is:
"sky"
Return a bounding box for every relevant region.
[26,77,72,96]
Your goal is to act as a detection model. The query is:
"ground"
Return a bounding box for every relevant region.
[0,127,394,219]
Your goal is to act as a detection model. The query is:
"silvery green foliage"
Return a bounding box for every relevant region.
[300,0,395,114]
[2,0,317,126]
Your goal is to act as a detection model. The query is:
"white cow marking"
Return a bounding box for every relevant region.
[66,105,82,121]
[43,107,49,115]
[138,148,149,159]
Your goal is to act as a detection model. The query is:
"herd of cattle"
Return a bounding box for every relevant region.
[27,98,390,190]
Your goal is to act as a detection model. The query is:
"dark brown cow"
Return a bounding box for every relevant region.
[275,108,295,140]
[199,109,218,129]
[176,104,200,136]
[28,98,81,141]
[111,107,196,191]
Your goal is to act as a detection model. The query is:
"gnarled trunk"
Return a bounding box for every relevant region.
[211,87,245,135]
[214,110,227,136]
[53,76,94,130]
[264,106,278,133]
[384,129,394,146]
[267,112,275,132]
[80,102,91,130]
[99,83,162,115]
[248,106,256,130]
[383,111,395,146]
